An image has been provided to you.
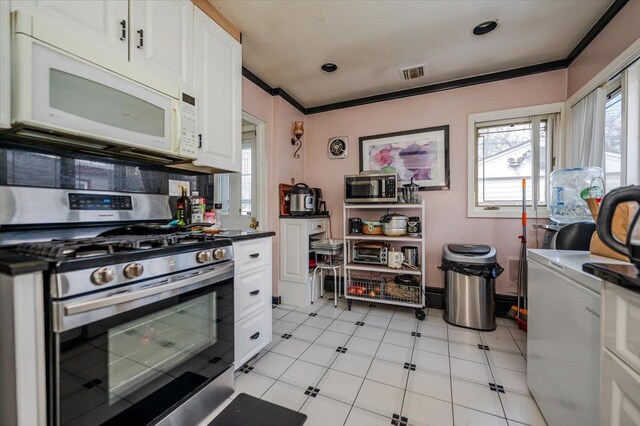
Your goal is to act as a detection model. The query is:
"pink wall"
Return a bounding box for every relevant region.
[242,78,305,296]
[567,0,640,97]
[242,1,638,297]
[303,70,567,294]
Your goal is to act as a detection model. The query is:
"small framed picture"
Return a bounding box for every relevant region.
[359,125,450,190]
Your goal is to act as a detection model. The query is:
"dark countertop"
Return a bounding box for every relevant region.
[279,215,330,219]
[221,230,276,242]
[0,231,275,276]
[0,251,49,276]
[583,262,640,293]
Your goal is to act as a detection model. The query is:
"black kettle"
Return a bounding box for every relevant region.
[597,185,640,268]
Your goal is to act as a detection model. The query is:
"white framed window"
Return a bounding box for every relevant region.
[604,86,623,191]
[468,103,564,218]
[240,142,252,216]
[213,130,256,218]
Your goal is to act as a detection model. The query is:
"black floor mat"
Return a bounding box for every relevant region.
[208,393,307,426]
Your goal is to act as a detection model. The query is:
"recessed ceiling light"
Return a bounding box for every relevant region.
[473,20,498,36]
[321,63,338,73]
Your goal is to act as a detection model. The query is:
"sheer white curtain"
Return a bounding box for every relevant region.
[570,87,606,167]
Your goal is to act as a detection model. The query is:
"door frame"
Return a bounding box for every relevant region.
[242,111,267,231]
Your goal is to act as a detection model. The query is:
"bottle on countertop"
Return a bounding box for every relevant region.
[176,186,190,226]
[190,191,205,224]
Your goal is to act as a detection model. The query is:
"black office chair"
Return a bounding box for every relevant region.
[555,222,596,251]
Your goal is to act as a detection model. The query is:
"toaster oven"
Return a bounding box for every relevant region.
[352,242,388,265]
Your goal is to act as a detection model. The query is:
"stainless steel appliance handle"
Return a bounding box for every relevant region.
[64,262,233,316]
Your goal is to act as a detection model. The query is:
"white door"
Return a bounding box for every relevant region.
[13,0,129,60]
[280,220,308,283]
[215,128,257,230]
[193,6,242,172]
[129,0,194,94]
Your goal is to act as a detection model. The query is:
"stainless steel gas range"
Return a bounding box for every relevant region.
[0,186,235,426]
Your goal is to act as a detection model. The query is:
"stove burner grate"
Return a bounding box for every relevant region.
[16,232,219,259]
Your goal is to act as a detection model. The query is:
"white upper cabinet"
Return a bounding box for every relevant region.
[129,0,194,94]
[13,0,129,60]
[193,6,242,172]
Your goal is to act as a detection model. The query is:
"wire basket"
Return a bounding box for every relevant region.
[347,275,421,304]
[311,239,343,256]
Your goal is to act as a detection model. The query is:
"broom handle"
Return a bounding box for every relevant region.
[522,179,528,311]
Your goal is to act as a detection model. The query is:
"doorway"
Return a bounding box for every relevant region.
[214,113,266,230]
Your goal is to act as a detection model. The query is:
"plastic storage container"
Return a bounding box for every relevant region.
[441,244,502,331]
[549,167,603,224]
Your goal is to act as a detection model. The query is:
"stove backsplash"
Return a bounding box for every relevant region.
[0,142,215,211]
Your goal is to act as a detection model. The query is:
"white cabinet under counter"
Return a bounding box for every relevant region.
[280,217,330,307]
[233,237,272,368]
[600,280,640,425]
[527,250,628,426]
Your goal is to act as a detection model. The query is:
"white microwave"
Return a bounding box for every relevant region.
[9,13,198,161]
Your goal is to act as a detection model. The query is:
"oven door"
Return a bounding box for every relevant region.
[49,263,234,426]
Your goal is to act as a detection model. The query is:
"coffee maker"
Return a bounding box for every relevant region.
[311,188,327,215]
[597,185,640,268]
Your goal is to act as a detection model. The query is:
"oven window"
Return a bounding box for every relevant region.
[56,279,234,425]
[107,293,216,402]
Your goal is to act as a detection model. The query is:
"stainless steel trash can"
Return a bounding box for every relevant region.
[442,244,497,331]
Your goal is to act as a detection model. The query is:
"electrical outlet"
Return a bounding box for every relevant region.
[168,180,190,196]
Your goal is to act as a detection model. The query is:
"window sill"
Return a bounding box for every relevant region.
[467,207,550,219]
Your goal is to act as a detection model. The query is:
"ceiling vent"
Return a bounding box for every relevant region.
[399,64,426,81]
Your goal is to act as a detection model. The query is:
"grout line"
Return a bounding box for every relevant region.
[340,306,400,425]
[259,306,534,424]
[446,323,455,425]
[260,300,370,413]
[479,329,509,420]
[254,300,338,401]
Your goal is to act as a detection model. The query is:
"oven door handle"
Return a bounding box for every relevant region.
[63,262,234,317]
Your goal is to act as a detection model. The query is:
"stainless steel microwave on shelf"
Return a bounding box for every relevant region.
[344,173,398,203]
[6,11,198,163]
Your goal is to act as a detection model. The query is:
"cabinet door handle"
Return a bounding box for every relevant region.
[249,253,260,259]
[119,20,127,41]
[250,332,260,340]
[249,290,260,296]
[137,29,144,48]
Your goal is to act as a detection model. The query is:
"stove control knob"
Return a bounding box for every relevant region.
[91,267,115,286]
[213,248,226,260]
[123,263,144,279]
[196,250,212,264]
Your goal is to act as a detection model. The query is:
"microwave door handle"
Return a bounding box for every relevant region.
[172,102,182,154]
[63,262,233,317]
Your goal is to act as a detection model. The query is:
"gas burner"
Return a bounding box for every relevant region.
[16,232,221,260]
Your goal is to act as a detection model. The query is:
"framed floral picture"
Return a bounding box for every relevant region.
[359,125,450,190]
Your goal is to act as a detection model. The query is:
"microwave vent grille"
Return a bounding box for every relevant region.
[399,64,426,81]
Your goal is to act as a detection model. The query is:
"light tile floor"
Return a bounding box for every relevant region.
[201,297,546,426]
